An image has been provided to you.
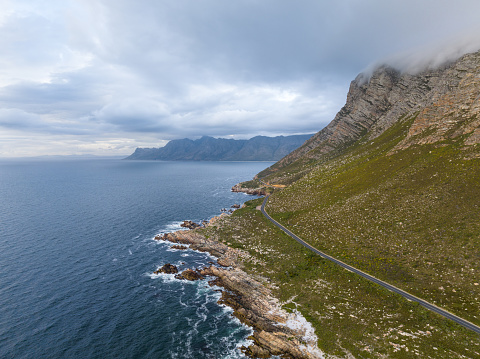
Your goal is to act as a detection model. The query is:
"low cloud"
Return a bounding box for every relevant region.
[364,26,480,76]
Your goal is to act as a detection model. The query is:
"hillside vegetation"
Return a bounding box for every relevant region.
[215,50,480,357]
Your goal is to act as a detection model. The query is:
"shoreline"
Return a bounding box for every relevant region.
[155,216,324,359]
[231,184,268,196]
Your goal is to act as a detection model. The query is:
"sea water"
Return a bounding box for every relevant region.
[0,159,272,359]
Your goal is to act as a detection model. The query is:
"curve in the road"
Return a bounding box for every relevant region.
[260,195,480,335]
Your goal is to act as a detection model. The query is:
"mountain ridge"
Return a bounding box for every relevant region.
[125,134,313,161]
[257,50,480,181]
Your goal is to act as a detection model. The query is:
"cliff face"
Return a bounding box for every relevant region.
[259,50,480,178]
[395,51,480,150]
[125,134,312,161]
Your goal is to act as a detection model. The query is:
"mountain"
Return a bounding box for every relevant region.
[125,134,313,161]
[257,50,480,182]
[231,50,480,355]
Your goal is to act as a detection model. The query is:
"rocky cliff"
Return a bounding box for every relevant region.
[258,50,480,179]
[125,134,312,161]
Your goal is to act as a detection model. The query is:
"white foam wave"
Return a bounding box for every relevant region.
[149,221,190,243]
[196,303,208,323]
[221,325,254,359]
[222,345,251,359]
[163,221,189,233]
[195,285,222,303]
[148,270,208,287]
[147,272,181,282]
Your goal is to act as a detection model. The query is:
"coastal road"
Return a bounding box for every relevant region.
[260,195,480,335]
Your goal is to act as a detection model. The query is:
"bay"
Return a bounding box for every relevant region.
[0,159,272,359]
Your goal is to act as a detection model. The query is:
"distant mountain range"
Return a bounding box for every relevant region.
[125,134,313,161]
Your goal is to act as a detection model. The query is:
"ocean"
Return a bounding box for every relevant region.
[0,159,272,359]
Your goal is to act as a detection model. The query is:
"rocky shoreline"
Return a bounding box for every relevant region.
[231,183,268,196]
[154,218,324,359]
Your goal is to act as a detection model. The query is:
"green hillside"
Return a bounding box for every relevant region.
[208,51,480,357]
[203,114,480,357]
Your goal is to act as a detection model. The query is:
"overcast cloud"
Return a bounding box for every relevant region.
[1,0,480,157]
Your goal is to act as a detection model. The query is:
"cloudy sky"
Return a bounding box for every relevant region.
[1,0,480,157]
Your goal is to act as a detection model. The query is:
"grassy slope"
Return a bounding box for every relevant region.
[202,115,480,358]
[267,116,480,324]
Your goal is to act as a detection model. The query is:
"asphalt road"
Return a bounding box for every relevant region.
[260,195,480,335]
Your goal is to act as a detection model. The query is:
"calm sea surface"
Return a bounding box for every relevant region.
[0,159,272,359]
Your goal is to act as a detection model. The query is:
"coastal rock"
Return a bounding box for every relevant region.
[231,204,241,208]
[243,343,271,358]
[154,233,168,241]
[251,330,309,358]
[175,268,205,281]
[162,230,230,258]
[216,256,236,267]
[180,220,201,229]
[171,245,188,250]
[201,265,317,358]
[231,184,267,196]
[154,263,178,275]
[159,227,323,358]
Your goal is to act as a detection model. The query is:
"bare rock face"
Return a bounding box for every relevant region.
[394,51,480,150]
[260,49,480,178]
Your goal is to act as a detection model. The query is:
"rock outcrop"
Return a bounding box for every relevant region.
[175,268,205,281]
[154,263,179,275]
[180,220,201,229]
[170,245,188,250]
[157,228,231,258]
[231,183,267,196]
